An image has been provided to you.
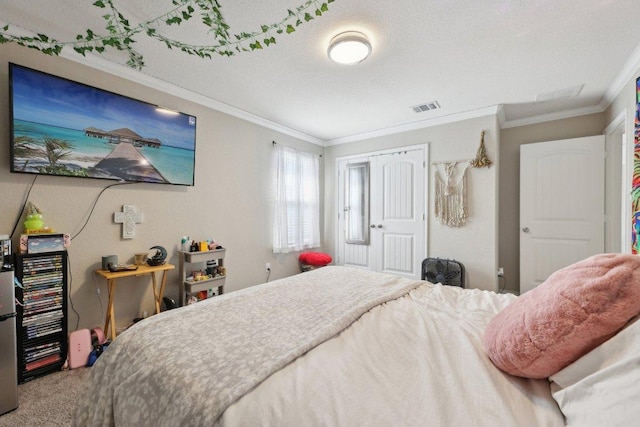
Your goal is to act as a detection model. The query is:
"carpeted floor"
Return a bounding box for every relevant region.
[0,368,90,427]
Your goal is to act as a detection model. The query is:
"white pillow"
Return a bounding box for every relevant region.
[549,317,640,427]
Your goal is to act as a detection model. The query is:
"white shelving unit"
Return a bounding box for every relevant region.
[178,249,226,306]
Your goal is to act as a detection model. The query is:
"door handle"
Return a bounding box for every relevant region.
[377,224,383,228]
[522,227,530,233]
[370,224,376,228]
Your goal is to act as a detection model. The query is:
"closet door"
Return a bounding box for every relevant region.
[371,149,425,278]
[337,148,426,279]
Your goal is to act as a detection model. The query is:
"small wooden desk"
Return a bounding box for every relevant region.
[96,263,175,340]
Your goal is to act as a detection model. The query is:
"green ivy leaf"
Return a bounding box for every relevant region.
[73,46,93,56]
[102,38,117,47]
[1,0,341,68]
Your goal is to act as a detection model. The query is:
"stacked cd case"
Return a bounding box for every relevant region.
[15,251,68,383]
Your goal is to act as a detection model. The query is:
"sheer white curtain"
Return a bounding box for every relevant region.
[273,144,320,253]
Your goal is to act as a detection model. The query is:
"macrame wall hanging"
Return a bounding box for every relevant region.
[434,161,470,227]
[433,130,492,227]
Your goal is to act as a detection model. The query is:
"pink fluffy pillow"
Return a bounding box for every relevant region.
[484,253,640,378]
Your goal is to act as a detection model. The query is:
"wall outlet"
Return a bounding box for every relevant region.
[497,267,504,277]
[265,263,271,272]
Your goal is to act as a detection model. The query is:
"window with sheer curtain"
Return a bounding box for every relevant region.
[272,144,320,253]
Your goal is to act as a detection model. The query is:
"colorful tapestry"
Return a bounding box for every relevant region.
[633,77,640,253]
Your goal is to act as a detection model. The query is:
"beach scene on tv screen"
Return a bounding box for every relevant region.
[10,65,196,185]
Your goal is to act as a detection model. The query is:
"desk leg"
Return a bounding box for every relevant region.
[150,272,160,314]
[104,279,117,341]
[158,270,169,313]
[150,271,169,314]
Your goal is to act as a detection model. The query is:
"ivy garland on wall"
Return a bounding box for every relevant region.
[0,0,336,69]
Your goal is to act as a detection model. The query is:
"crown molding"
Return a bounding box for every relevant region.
[498,42,640,130]
[58,50,326,146]
[602,40,640,106]
[499,104,606,130]
[57,38,640,145]
[324,106,501,146]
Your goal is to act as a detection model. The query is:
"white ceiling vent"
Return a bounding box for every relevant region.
[411,101,441,113]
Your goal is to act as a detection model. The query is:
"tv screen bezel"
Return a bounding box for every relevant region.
[9,63,197,186]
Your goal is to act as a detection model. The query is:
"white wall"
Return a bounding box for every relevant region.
[498,113,605,293]
[0,44,324,332]
[324,115,500,291]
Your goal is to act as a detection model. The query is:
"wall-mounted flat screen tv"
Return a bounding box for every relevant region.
[9,63,196,186]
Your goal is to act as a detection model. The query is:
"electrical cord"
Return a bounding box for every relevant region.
[12,178,131,331]
[93,273,104,325]
[265,267,271,282]
[71,181,135,241]
[10,175,37,239]
[498,274,507,294]
[67,180,136,329]
[66,255,81,330]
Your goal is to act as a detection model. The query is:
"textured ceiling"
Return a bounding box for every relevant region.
[1,0,640,144]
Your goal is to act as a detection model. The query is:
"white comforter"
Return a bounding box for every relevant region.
[220,282,563,427]
[74,267,564,426]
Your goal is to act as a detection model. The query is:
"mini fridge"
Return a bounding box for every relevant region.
[0,254,18,414]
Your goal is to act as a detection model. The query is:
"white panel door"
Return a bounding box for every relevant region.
[372,150,425,278]
[520,136,604,293]
[337,148,426,279]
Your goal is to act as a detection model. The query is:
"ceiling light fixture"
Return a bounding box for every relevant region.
[327,31,372,65]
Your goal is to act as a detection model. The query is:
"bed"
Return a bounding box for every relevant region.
[72,255,640,427]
